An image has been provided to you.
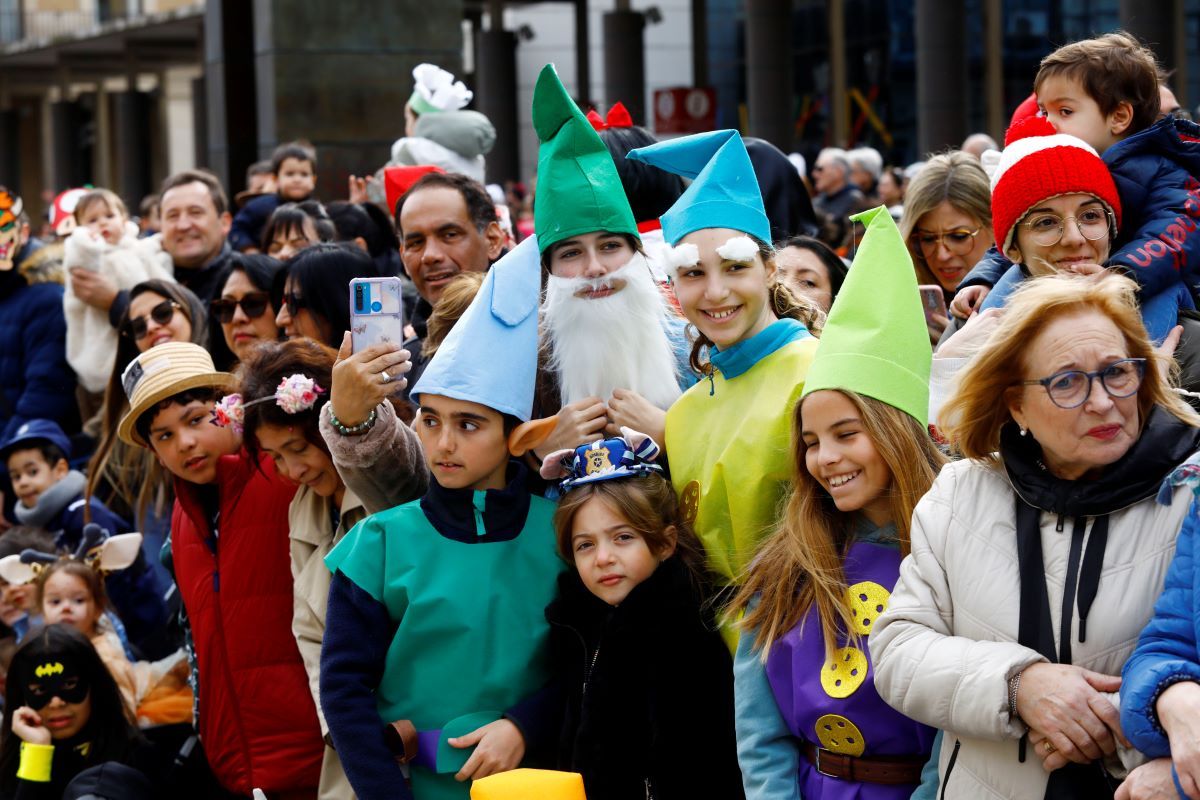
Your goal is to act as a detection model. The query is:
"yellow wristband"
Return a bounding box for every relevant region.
[16,741,53,782]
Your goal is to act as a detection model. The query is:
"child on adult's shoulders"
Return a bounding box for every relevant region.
[229,141,319,253]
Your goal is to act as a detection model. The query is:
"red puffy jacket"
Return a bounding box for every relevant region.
[171,451,322,795]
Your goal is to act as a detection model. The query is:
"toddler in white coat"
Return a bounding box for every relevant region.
[63,189,173,394]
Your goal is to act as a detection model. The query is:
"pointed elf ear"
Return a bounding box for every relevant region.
[95,533,143,573]
[508,416,558,457]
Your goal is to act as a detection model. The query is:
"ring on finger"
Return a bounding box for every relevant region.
[380,370,392,385]
[1043,740,1056,754]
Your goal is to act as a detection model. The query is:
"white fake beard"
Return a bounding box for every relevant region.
[542,253,682,410]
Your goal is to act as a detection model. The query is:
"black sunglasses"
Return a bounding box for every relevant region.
[211,292,272,324]
[285,293,308,317]
[123,300,181,341]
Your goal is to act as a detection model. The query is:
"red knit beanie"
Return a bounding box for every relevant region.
[990,116,1122,254]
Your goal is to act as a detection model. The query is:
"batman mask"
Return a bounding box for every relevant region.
[25,658,89,709]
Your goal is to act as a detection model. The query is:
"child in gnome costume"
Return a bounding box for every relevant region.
[529,64,691,452]
[730,207,942,799]
[117,342,324,797]
[626,130,824,625]
[319,236,565,800]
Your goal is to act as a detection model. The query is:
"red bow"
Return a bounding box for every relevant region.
[586,102,634,131]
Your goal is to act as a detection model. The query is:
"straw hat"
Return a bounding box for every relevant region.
[117,342,236,448]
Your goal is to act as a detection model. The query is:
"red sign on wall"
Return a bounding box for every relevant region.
[654,87,717,135]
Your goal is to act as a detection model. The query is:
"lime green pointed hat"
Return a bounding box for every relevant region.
[800,206,932,425]
[532,64,638,255]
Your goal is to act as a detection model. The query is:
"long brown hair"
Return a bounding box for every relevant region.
[730,390,946,659]
[687,236,825,376]
[239,338,336,464]
[940,272,1198,464]
[553,474,711,596]
[86,280,210,523]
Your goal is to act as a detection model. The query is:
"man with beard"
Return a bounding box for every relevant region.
[530,64,693,457]
[317,67,693,502]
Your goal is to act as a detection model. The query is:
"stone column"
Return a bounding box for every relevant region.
[114,89,153,208]
[603,9,646,124]
[477,27,519,184]
[915,0,967,156]
[203,0,257,192]
[744,0,792,149]
[250,0,464,196]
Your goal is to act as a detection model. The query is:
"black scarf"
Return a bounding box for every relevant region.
[1001,406,1200,798]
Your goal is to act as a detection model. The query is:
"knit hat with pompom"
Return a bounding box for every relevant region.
[989,115,1122,254]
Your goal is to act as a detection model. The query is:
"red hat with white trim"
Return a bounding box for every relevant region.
[989,116,1122,255]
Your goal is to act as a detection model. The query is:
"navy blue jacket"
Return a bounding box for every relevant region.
[229,193,283,253]
[0,244,77,440]
[319,462,557,800]
[961,117,1200,300]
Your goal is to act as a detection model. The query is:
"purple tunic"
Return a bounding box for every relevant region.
[765,541,936,800]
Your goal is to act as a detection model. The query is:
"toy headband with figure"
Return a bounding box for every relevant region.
[211,373,324,435]
[0,523,143,585]
[539,427,663,491]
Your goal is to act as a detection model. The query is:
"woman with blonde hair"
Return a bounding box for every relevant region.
[732,209,941,799]
[872,272,1200,798]
[899,151,992,343]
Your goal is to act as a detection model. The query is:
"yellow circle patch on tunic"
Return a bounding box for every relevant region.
[846,580,891,636]
[820,646,868,698]
[814,714,866,756]
[679,480,701,525]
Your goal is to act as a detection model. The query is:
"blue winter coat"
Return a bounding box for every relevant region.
[1122,468,1200,800]
[959,117,1200,338]
[0,243,78,440]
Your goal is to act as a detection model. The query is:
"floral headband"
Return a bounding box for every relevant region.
[212,373,325,434]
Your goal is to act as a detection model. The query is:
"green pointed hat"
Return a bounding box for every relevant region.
[800,206,932,425]
[532,64,638,255]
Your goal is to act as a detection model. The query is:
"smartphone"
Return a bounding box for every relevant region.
[349,277,405,353]
[918,285,947,324]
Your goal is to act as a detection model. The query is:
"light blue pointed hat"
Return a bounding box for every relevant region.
[625,129,770,246]
[410,235,541,421]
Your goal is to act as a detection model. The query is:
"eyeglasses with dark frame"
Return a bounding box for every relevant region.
[211,292,272,324]
[122,300,182,341]
[1019,358,1146,409]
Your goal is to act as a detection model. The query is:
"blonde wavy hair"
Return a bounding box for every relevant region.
[730,390,946,660]
[899,151,993,288]
[940,272,1198,463]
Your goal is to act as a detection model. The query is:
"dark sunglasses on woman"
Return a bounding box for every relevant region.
[211,292,272,324]
[122,300,181,341]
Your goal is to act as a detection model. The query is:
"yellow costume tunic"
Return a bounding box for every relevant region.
[665,318,817,586]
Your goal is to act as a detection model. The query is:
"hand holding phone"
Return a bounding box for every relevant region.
[349,277,406,353]
[918,285,948,324]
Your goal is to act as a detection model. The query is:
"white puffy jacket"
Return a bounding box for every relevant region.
[870,456,1193,798]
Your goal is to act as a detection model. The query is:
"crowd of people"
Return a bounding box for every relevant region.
[1,29,1200,800]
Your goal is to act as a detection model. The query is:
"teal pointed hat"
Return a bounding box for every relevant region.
[625,129,770,246]
[800,206,932,425]
[533,64,638,255]
[410,235,541,421]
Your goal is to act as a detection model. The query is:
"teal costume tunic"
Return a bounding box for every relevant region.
[325,489,563,800]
